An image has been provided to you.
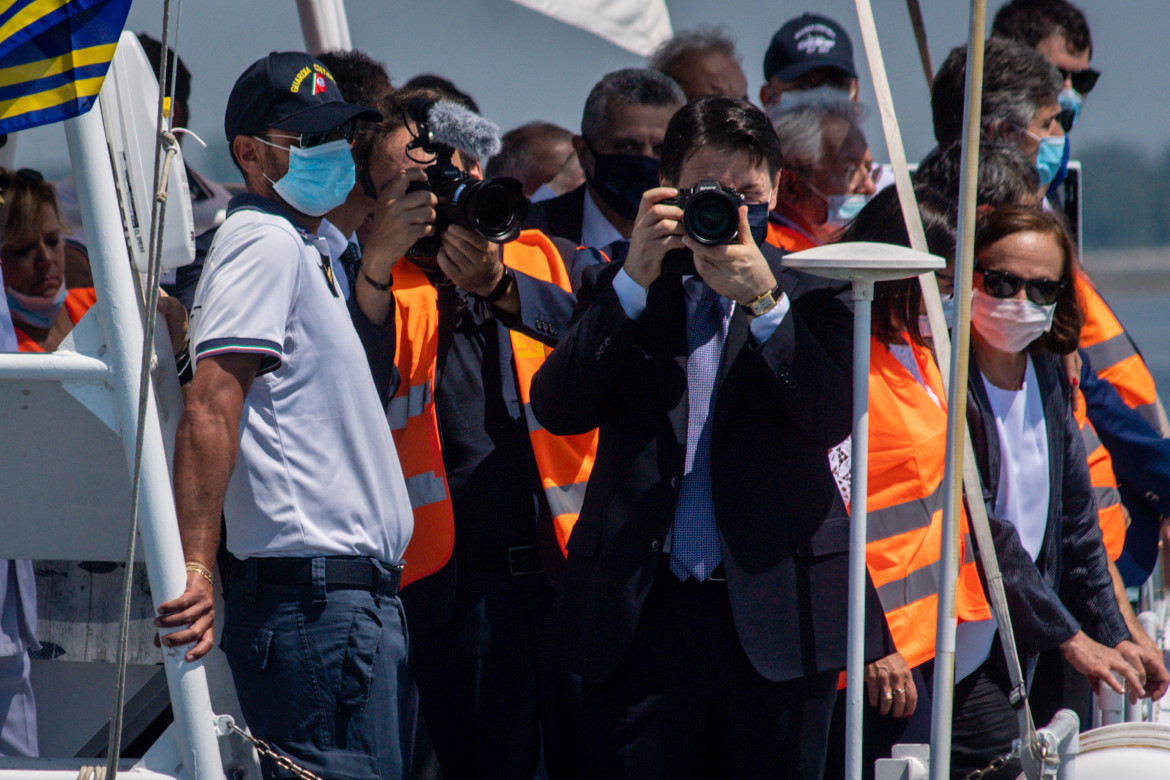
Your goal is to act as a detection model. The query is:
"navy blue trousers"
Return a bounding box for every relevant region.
[220,559,410,780]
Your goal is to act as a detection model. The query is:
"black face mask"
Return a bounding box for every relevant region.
[584,141,660,222]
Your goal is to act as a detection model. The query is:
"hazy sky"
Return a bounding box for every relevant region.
[9,0,1165,179]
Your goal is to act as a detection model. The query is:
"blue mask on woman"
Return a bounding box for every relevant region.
[7,283,67,330]
[1035,136,1067,189]
[257,137,356,217]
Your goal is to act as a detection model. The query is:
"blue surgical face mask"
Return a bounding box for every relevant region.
[802,179,869,228]
[585,144,660,222]
[1034,135,1067,189]
[746,201,771,245]
[826,194,869,226]
[257,137,356,217]
[1058,88,1084,132]
[7,282,67,330]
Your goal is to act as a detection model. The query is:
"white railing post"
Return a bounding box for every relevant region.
[64,100,224,780]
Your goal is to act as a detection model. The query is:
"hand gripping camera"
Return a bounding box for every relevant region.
[403,98,528,263]
[660,179,745,276]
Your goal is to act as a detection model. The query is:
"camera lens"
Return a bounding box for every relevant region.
[444,177,529,243]
[683,189,740,246]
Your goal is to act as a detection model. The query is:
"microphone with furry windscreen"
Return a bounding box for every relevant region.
[404,97,527,264]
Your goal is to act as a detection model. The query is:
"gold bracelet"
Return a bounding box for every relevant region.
[185,561,214,587]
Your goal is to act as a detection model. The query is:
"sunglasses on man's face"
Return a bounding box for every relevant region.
[299,118,359,149]
[1060,67,1100,96]
[975,263,1066,306]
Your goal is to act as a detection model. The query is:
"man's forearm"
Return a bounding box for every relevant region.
[173,406,239,568]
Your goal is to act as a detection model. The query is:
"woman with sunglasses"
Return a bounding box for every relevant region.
[821,185,994,780]
[954,204,1146,770]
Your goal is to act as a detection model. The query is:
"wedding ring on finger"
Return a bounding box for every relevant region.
[881,691,895,701]
[893,688,906,697]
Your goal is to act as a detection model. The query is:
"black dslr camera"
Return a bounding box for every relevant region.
[403,98,528,263]
[659,180,745,276]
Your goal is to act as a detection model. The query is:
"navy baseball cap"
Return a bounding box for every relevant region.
[224,51,382,144]
[763,13,857,82]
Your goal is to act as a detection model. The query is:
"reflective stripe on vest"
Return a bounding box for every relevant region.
[862,337,990,671]
[508,232,598,555]
[1074,385,1127,562]
[1077,273,1170,438]
[389,261,453,587]
[388,230,597,586]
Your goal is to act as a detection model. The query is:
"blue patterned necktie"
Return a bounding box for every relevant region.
[339,241,361,291]
[670,280,728,581]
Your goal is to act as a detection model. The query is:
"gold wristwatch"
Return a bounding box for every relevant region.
[742,283,783,317]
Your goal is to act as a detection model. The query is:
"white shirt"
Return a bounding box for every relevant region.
[954,356,1050,680]
[190,203,413,562]
[581,187,625,250]
[317,217,354,301]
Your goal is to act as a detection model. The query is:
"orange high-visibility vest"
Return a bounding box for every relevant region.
[388,230,597,587]
[1073,386,1127,561]
[1077,272,1170,437]
[15,288,96,353]
[863,337,991,670]
[765,220,818,253]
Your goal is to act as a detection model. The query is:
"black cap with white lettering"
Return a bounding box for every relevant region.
[763,13,857,82]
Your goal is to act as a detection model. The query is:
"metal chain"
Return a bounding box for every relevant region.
[962,744,1021,780]
[223,720,324,780]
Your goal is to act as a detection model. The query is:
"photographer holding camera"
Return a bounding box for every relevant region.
[530,96,893,778]
[350,88,597,779]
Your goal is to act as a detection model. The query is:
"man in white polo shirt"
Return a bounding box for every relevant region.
[156,52,413,780]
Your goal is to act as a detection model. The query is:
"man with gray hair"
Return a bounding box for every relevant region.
[931,37,1064,195]
[486,121,584,200]
[768,99,877,251]
[523,68,684,254]
[646,26,748,101]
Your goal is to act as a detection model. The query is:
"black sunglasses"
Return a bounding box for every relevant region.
[299,118,359,149]
[1060,67,1100,96]
[0,168,44,190]
[0,168,44,207]
[975,263,1066,306]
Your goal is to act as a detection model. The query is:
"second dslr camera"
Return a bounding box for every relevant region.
[660,180,745,276]
[402,98,528,263]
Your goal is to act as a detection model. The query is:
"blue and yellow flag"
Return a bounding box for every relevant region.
[0,0,133,134]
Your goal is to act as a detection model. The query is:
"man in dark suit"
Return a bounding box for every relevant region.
[530,96,891,779]
[522,68,684,250]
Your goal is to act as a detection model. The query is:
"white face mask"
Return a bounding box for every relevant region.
[970,288,1056,353]
[766,85,854,121]
[917,293,957,338]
